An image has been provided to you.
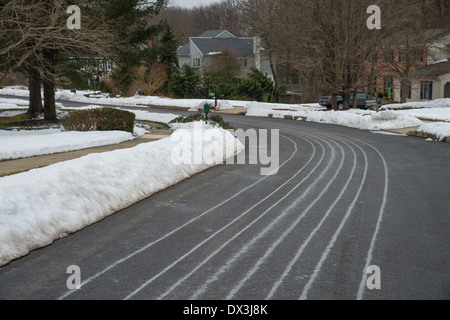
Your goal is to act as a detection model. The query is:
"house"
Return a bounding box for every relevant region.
[68,55,114,89]
[364,45,428,99]
[392,32,450,102]
[393,59,450,101]
[363,30,450,101]
[177,30,274,80]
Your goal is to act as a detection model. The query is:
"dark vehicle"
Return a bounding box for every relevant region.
[319,92,382,110]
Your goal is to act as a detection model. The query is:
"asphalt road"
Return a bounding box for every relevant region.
[1,98,449,301]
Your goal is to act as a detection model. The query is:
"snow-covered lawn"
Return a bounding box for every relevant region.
[0,97,183,160]
[390,108,450,122]
[0,129,145,160]
[0,123,244,266]
[382,98,450,109]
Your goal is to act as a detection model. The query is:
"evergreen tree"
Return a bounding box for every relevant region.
[168,64,202,99]
[158,21,180,77]
[104,0,169,95]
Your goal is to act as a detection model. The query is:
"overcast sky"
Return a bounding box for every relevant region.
[169,0,221,8]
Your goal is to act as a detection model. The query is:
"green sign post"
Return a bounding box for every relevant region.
[209,92,218,109]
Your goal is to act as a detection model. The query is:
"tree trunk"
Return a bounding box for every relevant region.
[27,68,43,118]
[342,88,351,110]
[352,90,358,109]
[400,78,409,103]
[332,93,338,111]
[368,60,376,99]
[43,51,57,121]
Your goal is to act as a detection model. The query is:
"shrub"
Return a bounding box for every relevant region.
[169,113,205,124]
[61,108,135,133]
[60,109,99,132]
[169,113,234,130]
[92,108,135,133]
[209,115,234,130]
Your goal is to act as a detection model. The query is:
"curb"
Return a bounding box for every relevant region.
[407,130,450,143]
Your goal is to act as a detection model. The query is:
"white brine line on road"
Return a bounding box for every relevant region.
[157,134,327,300]
[224,134,353,300]
[127,134,322,300]
[58,133,297,300]
[298,138,369,300]
[220,134,357,300]
[355,139,389,301]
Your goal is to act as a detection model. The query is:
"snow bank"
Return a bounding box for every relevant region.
[245,101,322,118]
[0,86,29,97]
[193,100,234,111]
[383,98,450,110]
[0,129,139,160]
[127,110,180,123]
[417,122,450,141]
[0,97,29,109]
[0,124,244,266]
[245,101,428,130]
[306,110,423,130]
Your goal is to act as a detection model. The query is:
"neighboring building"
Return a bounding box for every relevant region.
[392,33,450,102]
[69,56,114,89]
[393,59,450,101]
[364,30,450,102]
[364,47,428,99]
[177,30,274,80]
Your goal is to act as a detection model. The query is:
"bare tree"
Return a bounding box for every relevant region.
[0,0,116,119]
[134,62,168,96]
[376,0,450,102]
[269,0,402,110]
[238,0,283,85]
[155,0,246,44]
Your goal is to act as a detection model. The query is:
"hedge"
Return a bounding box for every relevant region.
[61,108,135,133]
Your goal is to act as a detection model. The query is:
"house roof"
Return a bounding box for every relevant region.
[177,43,190,57]
[176,30,267,58]
[197,30,235,38]
[410,60,450,78]
[191,37,255,57]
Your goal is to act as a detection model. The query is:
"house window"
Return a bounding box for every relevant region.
[240,57,248,67]
[99,61,104,71]
[106,60,112,71]
[193,58,201,67]
[420,81,433,100]
[398,50,408,63]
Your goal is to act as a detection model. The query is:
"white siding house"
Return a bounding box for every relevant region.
[176,30,274,80]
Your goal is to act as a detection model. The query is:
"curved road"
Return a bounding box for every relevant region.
[0,102,449,301]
